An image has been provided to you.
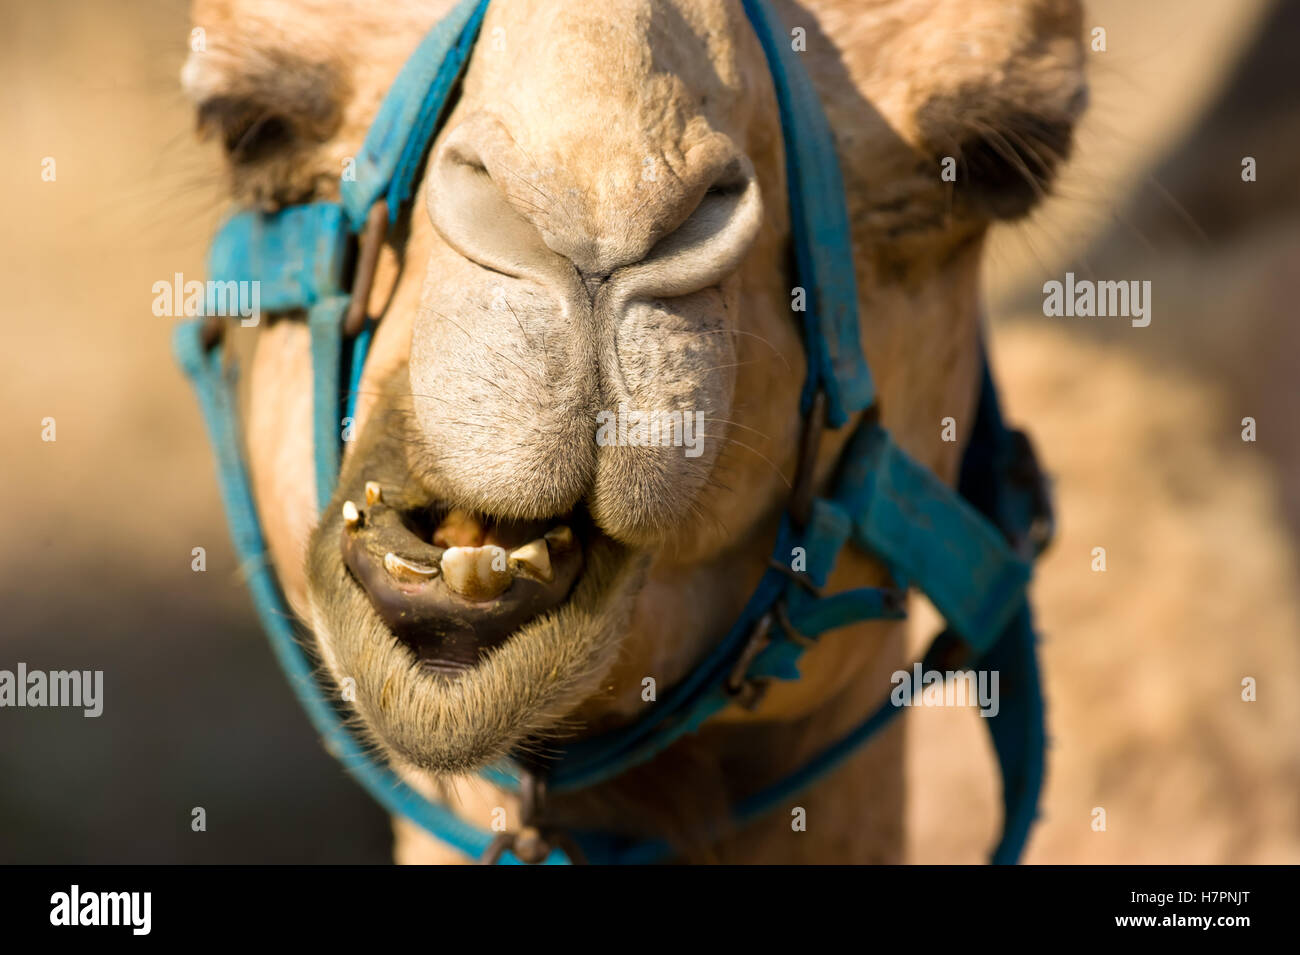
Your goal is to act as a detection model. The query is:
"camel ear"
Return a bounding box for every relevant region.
[790,0,1086,222]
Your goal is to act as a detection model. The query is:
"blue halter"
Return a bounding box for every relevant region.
[175,0,1053,865]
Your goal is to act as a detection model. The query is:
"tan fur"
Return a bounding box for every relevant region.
[186,0,1085,862]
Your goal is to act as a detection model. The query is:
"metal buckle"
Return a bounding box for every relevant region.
[789,391,827,529]
[478,770,588,865]
[197,199,389,353]
[732,391,889,709]
[343,199,389,338]
[773,601,815,648]
[725,612,775,710]
[766,558,825,599]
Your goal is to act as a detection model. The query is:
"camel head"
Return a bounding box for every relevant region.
[182,0,1085,779]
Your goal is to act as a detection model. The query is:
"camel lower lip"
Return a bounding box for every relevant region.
[339,492,586,668]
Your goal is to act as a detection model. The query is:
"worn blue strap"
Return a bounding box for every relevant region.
[836,424,1032,654]
[951,352,1049,864]
[206,203,349,312]
[346,321,376,425]
[740,0,874,425]
[307,297,348,511]
[967,604,1044,864]
[340,0,490,230]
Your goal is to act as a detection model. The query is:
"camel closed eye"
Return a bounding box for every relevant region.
[197,97,297,164]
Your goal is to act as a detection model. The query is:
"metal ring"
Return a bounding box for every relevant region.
[767,559,825,598]
[343,200,389,338]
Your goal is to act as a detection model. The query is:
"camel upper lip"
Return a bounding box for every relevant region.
[338,485,589,671]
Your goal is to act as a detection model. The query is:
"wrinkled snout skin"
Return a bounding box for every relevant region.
[409,3,774,548]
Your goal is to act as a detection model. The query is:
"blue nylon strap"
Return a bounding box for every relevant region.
[788,498,852,620]
[346,321,375,425]
[787,587,905,638]
[206,203,348,312]
[975,605,1045,865]
[704,384,1048,863]
[958,355,1053,562]
[835,424,1032,655]
[949,350,1049,864]
[740,0,874,426]
[340,0,491,230]
[769,499,902,635]
[565,616,1034,866]
[307,297,348,511]
[923,608,1045,865]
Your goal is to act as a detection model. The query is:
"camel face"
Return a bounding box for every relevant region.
[184,0,1084,781]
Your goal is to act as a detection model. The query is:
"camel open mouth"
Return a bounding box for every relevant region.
[306,424,646,773]
[338,486,603,673]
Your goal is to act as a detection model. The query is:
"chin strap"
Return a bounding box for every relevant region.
[176,0,1054,866]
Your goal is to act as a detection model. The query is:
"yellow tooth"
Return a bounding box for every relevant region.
[365,481,383,506]
[441,546,511,601]
[509,539,553,582]
[544,526,574,550]
[342,500,361,529]
[383,552,439,579]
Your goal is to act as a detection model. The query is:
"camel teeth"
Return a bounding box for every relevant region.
[342,500,361,530]
[365,481,383,506]
[383,552,439,579]
[509,539,553,582]
[543,526,574,550]
[441,546,511,601]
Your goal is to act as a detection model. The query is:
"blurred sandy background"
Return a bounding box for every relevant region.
[1,0,1296,862]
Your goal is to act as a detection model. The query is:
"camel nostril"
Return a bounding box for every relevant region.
[337,484,586,671]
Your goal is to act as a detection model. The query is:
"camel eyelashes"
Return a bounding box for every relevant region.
[187,50,346,177]
[197,96,297,164]
[951,113,1076,220]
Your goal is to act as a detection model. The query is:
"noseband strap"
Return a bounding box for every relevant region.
[175,0,1053,866]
